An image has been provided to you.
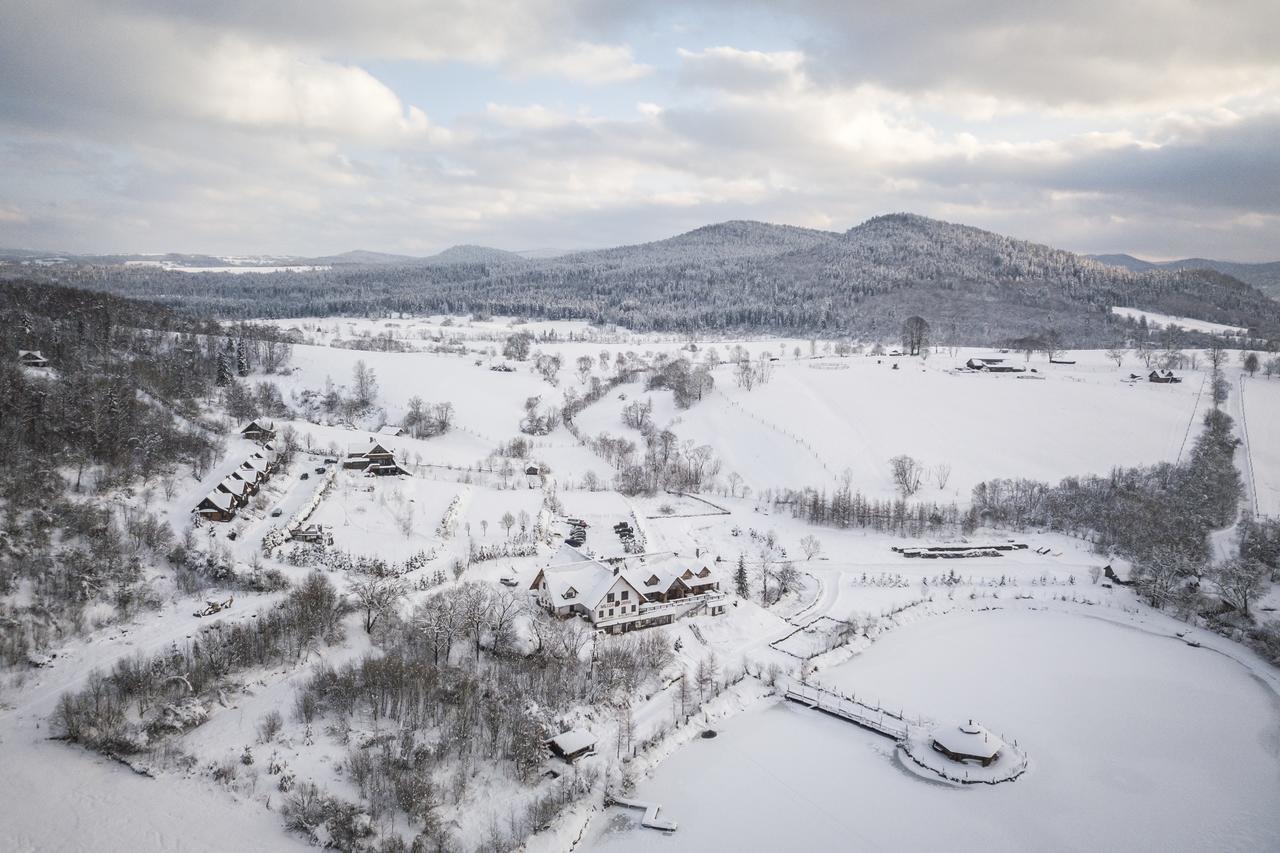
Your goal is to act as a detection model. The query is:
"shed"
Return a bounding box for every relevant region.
[548,729,597,763]
[18,350,49,368]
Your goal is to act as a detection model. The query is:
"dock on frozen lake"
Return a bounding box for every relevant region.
[783,680,911,741]
[607,796,678,832]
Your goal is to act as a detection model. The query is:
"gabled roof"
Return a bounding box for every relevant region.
[18,349,46,359]
[219,477,250,496]
[378,425,404,436]
[200,491,234,511]
[548,729,595,756]
[242,456,269,474]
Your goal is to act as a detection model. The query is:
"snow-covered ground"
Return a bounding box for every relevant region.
[1110,306,1249,337]
[6,314,1278,852]
[587,608,1280,853]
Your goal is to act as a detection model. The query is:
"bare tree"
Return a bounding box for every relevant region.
[890,454,923,497]
[352,360,379,409]
[901,316,930,356]
[350,577,406,633]
[1105,345,1127,367]
[799,535,823,561]
[933,461,952,490]
[1212,558,1268,618]
[500,511,516,537]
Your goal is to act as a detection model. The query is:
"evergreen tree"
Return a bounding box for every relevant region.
[734,553,750,598]
[236,338,251,376]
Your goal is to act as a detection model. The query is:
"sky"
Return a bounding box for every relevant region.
[1,1,1279,260]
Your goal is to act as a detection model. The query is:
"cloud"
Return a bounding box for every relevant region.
[0,1,1278,261]
[513,42,651,83]
[677,47,805,94]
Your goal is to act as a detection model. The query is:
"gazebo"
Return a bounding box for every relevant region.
[930,720,1005,767]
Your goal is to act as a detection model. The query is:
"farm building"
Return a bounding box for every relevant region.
[965,357,1024,373]
[195,490,236,522]
[240,420,276,442]
[1148,370,1182,384]
[17,350,49,368]
[931,721,1005,767]
[378,425,405,436]
[528,546,726,633]
[547,729,596,763]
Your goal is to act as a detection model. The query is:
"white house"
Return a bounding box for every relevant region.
[528,545,725,634]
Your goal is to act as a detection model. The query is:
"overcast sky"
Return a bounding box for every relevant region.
[1,1,1278,259]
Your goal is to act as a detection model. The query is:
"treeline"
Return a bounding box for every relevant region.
[971,407,1240,562]
[773,485,967,536]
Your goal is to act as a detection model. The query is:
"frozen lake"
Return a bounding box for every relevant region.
[587,609,1280,852]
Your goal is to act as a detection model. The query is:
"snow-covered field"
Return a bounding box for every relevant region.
[588,608,1280,853]
[1110,306,1248,337]
[5,314,1278,853]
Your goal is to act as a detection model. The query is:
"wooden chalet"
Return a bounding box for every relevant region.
[240,456,270,484]
[240,420,276,442]
[1148,370,1182,384]
[196,490,236,522]
[345,441,407,475]
[18,350,49,368]
[217,475,254,506]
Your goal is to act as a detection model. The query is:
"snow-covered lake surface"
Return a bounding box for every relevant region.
[587,609,1280,853]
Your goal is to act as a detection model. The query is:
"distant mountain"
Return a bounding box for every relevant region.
[315,249,420,265]
[10,214,1279,344]
[420,245,527,266]
[1091,253,1280,300]
[515,248,572,260]
[559,220,838,267]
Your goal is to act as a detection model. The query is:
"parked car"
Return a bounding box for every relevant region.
[499,577,519,587]
[300,472,310,480]
[270,508,283,517]
[314,466,325,474]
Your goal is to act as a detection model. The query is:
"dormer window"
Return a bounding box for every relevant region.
[646,575,660,586]
[563,587,577,600]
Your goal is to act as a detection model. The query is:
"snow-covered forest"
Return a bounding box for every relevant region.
[8,215,1280,345]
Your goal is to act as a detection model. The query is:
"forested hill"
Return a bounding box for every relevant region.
[7,214,1279,345]
[1091,253,1280,301]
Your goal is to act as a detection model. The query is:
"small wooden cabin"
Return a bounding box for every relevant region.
[18,350,49,368]
[196,491,236,522]
[240,420,276,442]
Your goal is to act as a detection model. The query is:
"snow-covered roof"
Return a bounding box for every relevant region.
[18,349,46,359]
[931,721,1004,760]
[200,491,234,511]
[548,729,596,756]
[547,542,594,567]
[220,477,250,496]
[378,425,404,436]
[242,456,268,474]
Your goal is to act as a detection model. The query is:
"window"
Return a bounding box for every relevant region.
[621,590,629,601]
[607,592,615,603]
